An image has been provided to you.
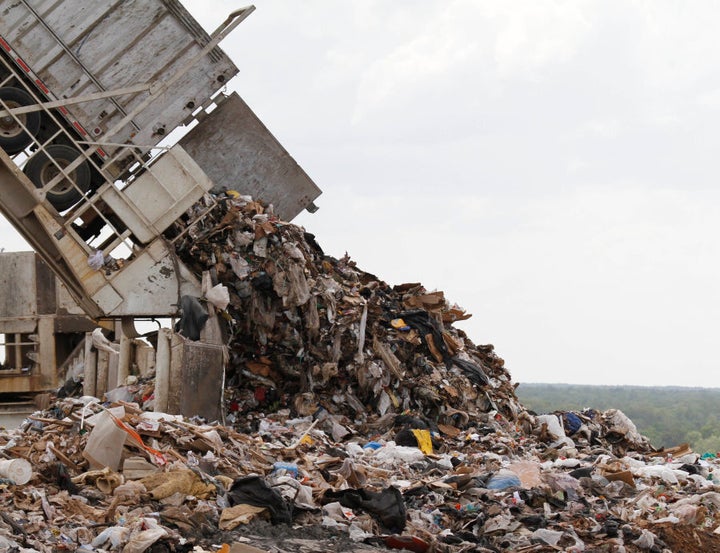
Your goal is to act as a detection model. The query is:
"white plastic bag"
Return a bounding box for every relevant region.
[91,526,129,548]
[87,250,104,270]
[206,283,230,310]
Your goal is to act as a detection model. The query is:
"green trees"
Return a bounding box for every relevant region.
[516,384,720,453]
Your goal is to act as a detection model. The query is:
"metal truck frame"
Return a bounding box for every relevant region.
[0,1,321,322]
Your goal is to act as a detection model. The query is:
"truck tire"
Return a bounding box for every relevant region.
[24,144,91,211]
[0,87,41,154]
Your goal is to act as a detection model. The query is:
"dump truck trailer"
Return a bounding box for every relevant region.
[0,0,321,320]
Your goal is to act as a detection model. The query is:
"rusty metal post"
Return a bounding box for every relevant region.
[154,328,172,413]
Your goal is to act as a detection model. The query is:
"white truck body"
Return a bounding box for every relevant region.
[0,0,239,160]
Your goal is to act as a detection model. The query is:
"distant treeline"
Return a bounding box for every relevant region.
[515,383,720,454]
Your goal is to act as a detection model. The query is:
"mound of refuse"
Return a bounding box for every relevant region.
[1,193,719,553]
[171,193,523,432]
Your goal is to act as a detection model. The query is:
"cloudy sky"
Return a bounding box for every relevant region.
[3,1,720,387]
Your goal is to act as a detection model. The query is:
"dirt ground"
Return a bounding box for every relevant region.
[650,522,720,553]
[165,517,398,553]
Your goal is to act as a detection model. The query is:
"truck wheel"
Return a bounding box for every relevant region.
[0,87,41,154]
[24,144,91,211]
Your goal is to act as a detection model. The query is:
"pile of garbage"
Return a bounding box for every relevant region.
[3,394,720,552]
[2,194,720,552]
[171,193,520,431]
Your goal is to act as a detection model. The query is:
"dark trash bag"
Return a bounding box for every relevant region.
[450,356,489,386]
[175,295,208,341]
[399,310,489,386]
[227,475,293,524]
[400,309,452,364]
[323,486,407,532]
[563,412,583,435]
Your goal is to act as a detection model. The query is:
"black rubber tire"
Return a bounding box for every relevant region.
[24,144,91,211]
[0,87,41,154]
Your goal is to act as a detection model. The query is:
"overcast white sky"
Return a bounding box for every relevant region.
[3,1,720,387]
